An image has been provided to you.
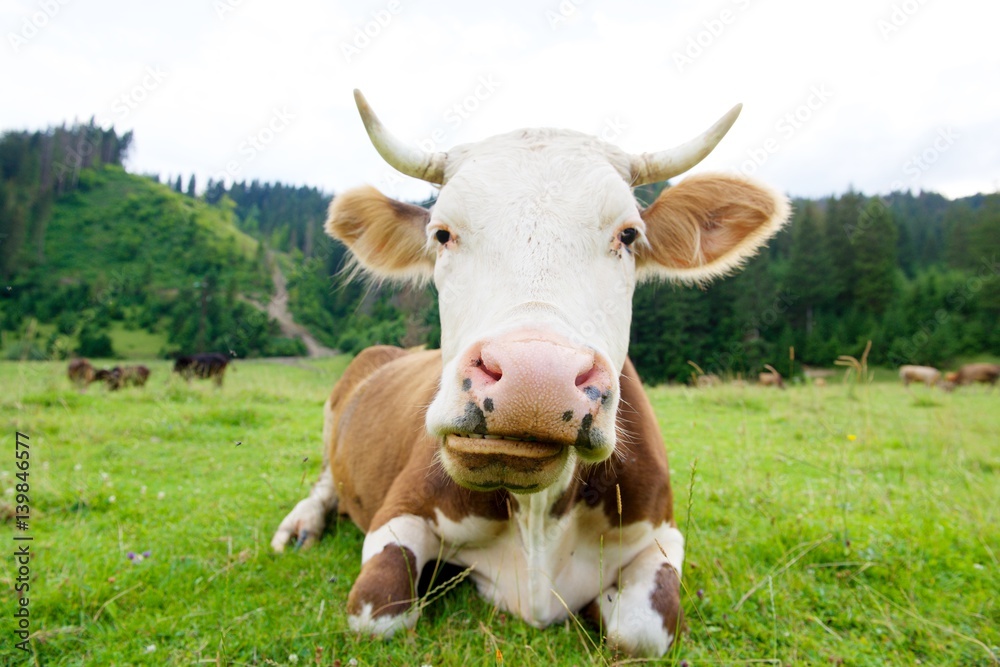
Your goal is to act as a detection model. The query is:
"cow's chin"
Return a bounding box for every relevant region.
[439,434,571,493]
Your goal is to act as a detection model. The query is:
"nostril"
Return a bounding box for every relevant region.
[473,357,502,384]
[575,364,599,388]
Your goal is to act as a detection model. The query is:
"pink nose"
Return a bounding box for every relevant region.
[458,330,615,450]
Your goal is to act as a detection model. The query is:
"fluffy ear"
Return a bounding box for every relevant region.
[325,186,434,282]
[636,174,790,283]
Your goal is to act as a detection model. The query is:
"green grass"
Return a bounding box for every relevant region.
[1,360,997,666]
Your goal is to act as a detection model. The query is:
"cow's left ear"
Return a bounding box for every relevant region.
[325,185,434,283]
[636,174,790,283]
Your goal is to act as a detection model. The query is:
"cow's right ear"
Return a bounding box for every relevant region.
[325,186,434,283]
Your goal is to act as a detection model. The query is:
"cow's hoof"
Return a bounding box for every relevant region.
[270,497,327,552]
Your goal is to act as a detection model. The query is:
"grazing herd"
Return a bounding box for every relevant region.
[66,352,231,390]
[900,362,1000,391]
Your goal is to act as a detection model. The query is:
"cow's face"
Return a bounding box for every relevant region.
[327,91,789,493]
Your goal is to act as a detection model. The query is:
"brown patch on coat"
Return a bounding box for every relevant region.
[346,544,418,619]
[651,563,684,637]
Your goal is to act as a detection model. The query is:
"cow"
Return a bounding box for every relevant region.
[271,90,790,657]
[93,366,122,390]
[120,365,151,388]
[173,353,230,386]
[67,358,95,388]
[944,363,1000,388]
[758,364,785,389]
[695,373,722,388]
[899,364,941,387]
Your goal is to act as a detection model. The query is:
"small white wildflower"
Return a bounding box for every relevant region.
[157,491,166,500]
[74,463,83,471]
[108,495,116,503]
[145,644,156,653]
[974,563,985,570]
[100,471,109,480]
[348,660,358,666]
[288,655,299,664]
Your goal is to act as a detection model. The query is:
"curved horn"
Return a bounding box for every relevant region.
[629,104,742,186]
[354,89,446,185]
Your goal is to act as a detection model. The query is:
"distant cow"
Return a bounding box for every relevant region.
[93,367,122,390]
[93,365,151,390]
[174,353,230,386]
[944,363,1000,388]
[758,364,785,389]
[121,365,151,388]
[695,373,722,388]
[899,365,941,387]
[67,358,95,388]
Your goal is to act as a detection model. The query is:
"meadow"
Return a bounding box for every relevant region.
[0,358,997,666]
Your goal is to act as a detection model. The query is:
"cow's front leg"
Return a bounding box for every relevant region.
[271,467,337,551]
[348,514,442,638]
[599,524,685,658]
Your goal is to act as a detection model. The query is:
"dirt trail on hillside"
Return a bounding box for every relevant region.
[257,257,337,358]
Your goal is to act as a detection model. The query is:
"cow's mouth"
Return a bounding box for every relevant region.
[440,433,569,493]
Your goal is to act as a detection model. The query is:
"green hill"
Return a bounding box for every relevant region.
[1,163,304,360]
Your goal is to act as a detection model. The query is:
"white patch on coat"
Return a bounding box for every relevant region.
[430,462,674,627]
[600,524,684,657]
[347,601,419,638]
[362,514,442,573]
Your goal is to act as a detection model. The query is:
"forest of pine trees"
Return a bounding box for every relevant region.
[1,124,998,378]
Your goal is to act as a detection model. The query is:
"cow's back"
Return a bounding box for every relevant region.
[326,346,442,531]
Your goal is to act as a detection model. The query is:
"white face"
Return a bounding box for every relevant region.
[422,130,646,473]
[428,131,644,370]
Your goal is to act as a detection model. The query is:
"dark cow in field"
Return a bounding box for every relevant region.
[271,90,790,657]
[173,353,230,386]
[93,365,151,390]
[67,358,95,388]
[93,367,120,389]
[120,365,151,388]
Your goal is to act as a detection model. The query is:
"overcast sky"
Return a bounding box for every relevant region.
[2,0,998,203]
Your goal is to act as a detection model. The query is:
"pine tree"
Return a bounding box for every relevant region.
[825,190,864,311]
[782,202,833,333]
[852,198,899,315]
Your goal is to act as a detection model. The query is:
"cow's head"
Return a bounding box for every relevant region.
[328,90,789,493]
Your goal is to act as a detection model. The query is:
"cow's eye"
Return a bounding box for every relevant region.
[435,229,452,245]
[619,227,639,246]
